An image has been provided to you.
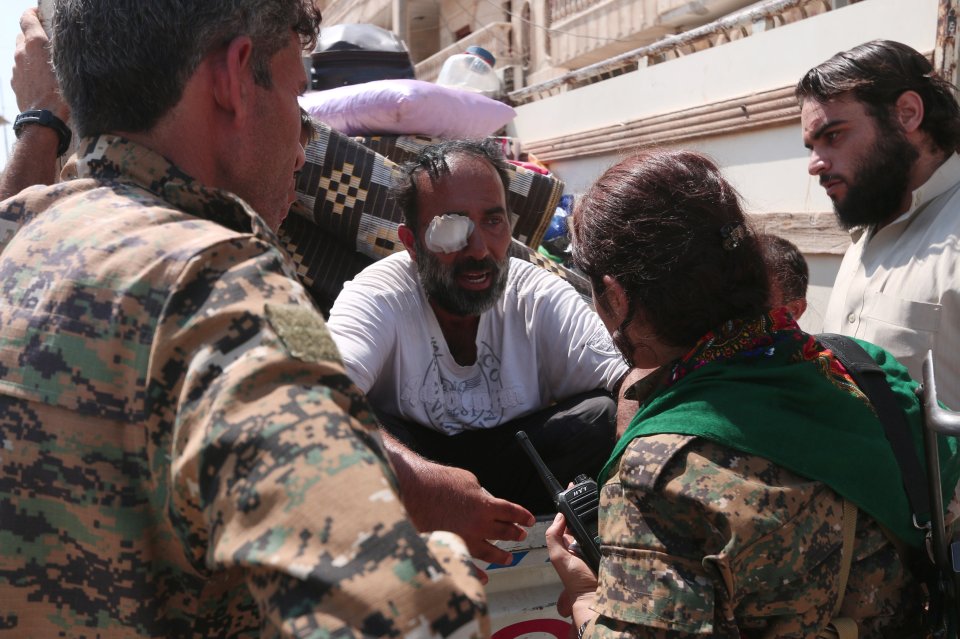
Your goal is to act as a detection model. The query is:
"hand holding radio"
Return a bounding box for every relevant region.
[516,431,602,572]
[545,511,599,628]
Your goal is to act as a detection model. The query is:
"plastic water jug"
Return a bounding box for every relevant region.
[436,45,501,98]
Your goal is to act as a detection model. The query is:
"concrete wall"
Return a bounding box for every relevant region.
[438,0,505,49]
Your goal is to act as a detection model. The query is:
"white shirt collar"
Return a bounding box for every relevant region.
[892,152,960,226]
[850,152,960,243]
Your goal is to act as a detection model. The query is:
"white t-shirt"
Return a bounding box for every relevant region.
[328,252,629,435]
[822,153,960,408]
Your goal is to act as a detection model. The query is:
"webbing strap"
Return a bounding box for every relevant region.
[834,499,859,617]
[820,499,859,639]
[818,334,931,523]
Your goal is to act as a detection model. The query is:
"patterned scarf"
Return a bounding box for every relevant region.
[600,309,960,548]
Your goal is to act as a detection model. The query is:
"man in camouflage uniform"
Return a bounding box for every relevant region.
[0,1,488,636]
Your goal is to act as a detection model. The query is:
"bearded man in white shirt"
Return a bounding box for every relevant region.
[798,39,960,408]
[328,140,629,562]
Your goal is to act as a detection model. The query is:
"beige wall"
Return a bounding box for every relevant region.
[438,0,505,50]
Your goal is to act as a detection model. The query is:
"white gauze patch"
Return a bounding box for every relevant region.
[424,214,475,253]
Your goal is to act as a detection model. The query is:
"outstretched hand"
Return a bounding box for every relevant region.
[13,8,69,121]
[379,430,536,564]
[403,461,535,565]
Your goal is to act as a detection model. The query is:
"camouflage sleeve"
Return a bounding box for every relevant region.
[151,238,488,638]
[0,184,49,250]
[590,434,845,639]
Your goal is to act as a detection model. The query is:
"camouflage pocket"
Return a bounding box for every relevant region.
[595,547,716,634]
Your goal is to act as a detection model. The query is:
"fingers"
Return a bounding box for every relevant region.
[486,495,536,527]
[557,589,573,618]
[472,564,489,586]
[470,561,490,586]
[546,513,568,563]
[482,520,527,543]
[545,511,567,549]
[20,8,46,41]
[467,538,513,566]
[12,6,67,118]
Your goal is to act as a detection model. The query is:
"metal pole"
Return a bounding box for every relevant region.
[936,0,960,88]
[392,0,410,50]
[921,351,960,638]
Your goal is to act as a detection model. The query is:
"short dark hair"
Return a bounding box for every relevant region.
[796,39,960,154]
[53,0,322,138]
[392,139,512,233]
[572,148,769,348]
[759,234,808,304]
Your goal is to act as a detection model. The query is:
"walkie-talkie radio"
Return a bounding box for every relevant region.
[516,430,602,573]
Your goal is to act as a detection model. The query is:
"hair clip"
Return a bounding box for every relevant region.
[720,222,746,251]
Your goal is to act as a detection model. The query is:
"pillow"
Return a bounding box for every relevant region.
[299,78,516,138]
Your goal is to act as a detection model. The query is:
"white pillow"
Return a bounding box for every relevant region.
[299,79,516,138]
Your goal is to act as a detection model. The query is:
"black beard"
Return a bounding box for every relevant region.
[611,321,638,368]
[415,238,510,316]
[829,125,919,230]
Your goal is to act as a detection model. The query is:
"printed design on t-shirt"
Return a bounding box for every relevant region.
[400,337,523,433]
[585,325,620,357]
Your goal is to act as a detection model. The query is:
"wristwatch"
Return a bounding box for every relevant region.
[13,109,72,157]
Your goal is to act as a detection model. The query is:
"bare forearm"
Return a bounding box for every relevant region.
[0,126,61,200]
[379,430,431,506]
[4,7,72,201]
[379,430,471,530]
[379,428,533,563]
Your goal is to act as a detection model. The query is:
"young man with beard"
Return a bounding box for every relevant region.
[327,140,629,561]
[798,39,960,408]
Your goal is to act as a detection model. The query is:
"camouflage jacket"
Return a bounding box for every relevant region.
[0,135,488,638]
[590,314,930,639]
[594,435,924,639]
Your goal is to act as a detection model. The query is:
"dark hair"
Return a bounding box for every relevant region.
[572,148,769,348]
[393,139,512,233]
[759,234,808,304]
[796,39,960,154]
[53,0,322,138]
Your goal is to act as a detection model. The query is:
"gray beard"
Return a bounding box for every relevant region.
[415,239,510,316]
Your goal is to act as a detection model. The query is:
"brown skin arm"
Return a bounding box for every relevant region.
[380,430,536,565]
[0,8,71,201]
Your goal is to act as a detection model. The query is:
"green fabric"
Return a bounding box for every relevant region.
[600,332,960,549]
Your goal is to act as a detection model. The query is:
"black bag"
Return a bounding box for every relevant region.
[310,24,415,91]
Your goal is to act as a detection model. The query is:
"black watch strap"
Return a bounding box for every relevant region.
[13,109,72,157]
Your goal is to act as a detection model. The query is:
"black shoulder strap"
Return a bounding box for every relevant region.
[819,333,931,524]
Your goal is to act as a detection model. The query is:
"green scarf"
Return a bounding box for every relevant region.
[599,312,960,548]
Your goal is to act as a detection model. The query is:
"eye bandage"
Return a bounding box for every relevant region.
[424,214,475,253]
